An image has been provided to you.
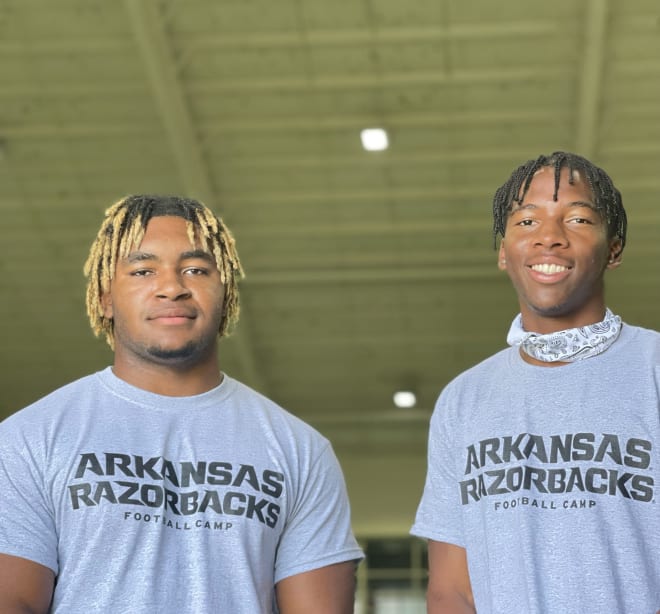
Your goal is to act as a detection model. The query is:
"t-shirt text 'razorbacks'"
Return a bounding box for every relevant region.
[460,433,654,505]
[68,452,284,527]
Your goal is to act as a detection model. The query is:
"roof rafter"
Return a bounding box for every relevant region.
[575,0,609,157]
[122,0,265,393]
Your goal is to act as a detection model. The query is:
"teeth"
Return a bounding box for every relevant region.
[531,263,567,274]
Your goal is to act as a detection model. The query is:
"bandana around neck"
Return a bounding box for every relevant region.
[506,308,622,363]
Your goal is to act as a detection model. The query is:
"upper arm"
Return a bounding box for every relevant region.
[275,560,357,614]
[427,540,475,614]
[0,553,54,613]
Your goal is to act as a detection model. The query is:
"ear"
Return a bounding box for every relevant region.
[100,290,114,319]
[606,238,623,270]
[497,242,507,271]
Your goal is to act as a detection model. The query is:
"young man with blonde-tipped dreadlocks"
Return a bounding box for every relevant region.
[411,152,659,613]
[0,195,363,614]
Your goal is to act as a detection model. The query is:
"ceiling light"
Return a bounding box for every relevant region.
[360,128,389,151]
[393,390,416,409]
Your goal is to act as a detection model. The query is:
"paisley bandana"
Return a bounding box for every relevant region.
[506,309,622,363]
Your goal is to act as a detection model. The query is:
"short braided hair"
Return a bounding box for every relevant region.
[492,151,627,251]
[84,194,244,349]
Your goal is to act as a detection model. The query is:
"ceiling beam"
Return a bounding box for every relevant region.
[305,408,432,425]
[122,0,213,204]
[575,0,609,158]
[0,111,555,138]
[243,220,491,238]
[244,265,499,286]
[0,22,561,57]
[122,0,266,394]
[222,185,496,206]
[184,22,560,50]
[0,110,553,136]
[203,109,556,134]
[191,66,566,94]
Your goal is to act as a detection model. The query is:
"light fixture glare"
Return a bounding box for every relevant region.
[360,128,389,151]
[393,390,416,408]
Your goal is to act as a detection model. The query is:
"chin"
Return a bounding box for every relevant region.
[531,304,570,318]
[523,292,574,316]
[147,341,199,362]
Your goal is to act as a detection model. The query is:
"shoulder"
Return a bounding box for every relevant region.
[635,325,660,357]
[624,323,660,345]
[440,346,514,396]
[0,371,101,434]
[610,323,660,362]
[224,376,330,447]
[428,346,514,428]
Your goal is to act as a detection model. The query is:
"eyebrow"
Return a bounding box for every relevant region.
[511,200,598,213]
[124,249,215,264]
[181,249,215,262]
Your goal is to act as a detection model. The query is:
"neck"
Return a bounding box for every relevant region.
[112,353,223,396]
[508,307,621,367]
[520,304,607,335]
[518,348,568,367]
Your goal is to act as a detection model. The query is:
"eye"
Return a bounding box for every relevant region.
[183,267,209,276]
[130,269,153,277]
[516,218,535,227]
[568,217,593,225]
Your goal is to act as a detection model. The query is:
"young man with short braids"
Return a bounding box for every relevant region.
[411,152,659,614]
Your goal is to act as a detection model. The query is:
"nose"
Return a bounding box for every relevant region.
[534,219,568,248]
[155,270,191,300]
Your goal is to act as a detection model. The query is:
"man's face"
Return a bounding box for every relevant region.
[101,215,226,369]
[498,166,622,332]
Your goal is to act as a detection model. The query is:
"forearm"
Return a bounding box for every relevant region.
[276,561,357,614]
[0,554,54,614]
[0,594,50,614]
[427,591,476,614]
[0,599,50,614]
[426,541,475,614]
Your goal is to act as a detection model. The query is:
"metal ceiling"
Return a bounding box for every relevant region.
[1,0,659,535]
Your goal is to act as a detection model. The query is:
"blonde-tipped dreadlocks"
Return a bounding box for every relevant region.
[83,194,244,349]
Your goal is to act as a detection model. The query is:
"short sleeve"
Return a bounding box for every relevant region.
[410,386,466,547]
[273,443,363,583]
[0,417,59,573]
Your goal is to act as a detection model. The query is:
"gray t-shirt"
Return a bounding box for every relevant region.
[0,368,363,613]
[411,324,660,614]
